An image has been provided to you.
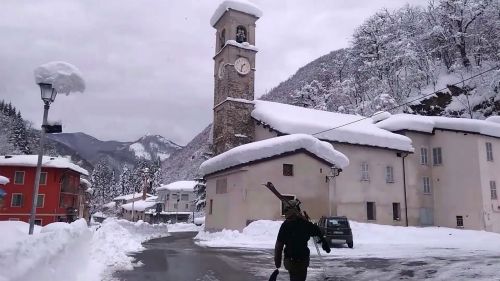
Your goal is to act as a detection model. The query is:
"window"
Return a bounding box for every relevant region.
[34,219,42,226]
[423,177,431,194]
[209,199,213,215]
[386,166,394,183]
[432,147,442,165]
[367,202,376,220]
[361,162,369,181]
[392,203,401,221]
[172,194,178,200]
[216,178,228,194]
[420,147,428,165]
[486,142,494,162]
[39,172,48,185]
[280,195,296,216]
[11,193,23,207]
[166,193,170,200]
[491,181,497,200]
[36,194,45,208]
[236,25,247,43]
[456,216,464,227]
[283,164,294,176]
[181,194,189,201]
[14,171,25,184]
[185,204,189,209]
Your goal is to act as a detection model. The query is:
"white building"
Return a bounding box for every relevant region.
[157,181,197,222]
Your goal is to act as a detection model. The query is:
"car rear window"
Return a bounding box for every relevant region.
[327,218,349,227]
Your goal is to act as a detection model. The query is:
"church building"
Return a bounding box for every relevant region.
[201,1,500,233]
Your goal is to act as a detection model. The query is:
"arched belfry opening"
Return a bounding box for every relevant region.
[236,25,247,43]
[219,29,226,50]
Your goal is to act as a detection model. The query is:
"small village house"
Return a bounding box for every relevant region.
[0,155,88,226]
[156,181,197,223]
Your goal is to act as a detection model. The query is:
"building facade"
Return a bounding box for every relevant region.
[0,155,88,226]
[156,181,197,222]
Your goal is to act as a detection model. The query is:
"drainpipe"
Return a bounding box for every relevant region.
[399,152,409,227]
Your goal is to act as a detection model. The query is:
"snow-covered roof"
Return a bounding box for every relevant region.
[34,61,85,95]
[121,200,157,212]
[80,178,91,187]
[252,101,414,152]
[376,113,500,138]
[103,201,116,209]
[0,155,88,175]
[157,181,197,192]
[0,175,9,185]
[113,192,154,201]
[225,40,258,52]
[210,0,263,26]
[199,134,349,176]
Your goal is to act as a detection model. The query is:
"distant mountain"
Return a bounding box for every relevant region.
[161,125,213,184]
[47,132,182,172]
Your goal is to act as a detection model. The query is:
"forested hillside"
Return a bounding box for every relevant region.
[263,0,500,118]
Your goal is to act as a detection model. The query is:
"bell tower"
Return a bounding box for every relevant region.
[211,1,262,155]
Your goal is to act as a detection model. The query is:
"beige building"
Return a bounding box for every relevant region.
[203,1,500,233]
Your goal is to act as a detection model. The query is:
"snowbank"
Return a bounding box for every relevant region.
[0,175,9,185]
[89,218,169,277]
[199,134,349,176]
[0,219,92,281]
[34,61,85,95]
[0,219,169,281]
[195,220,500,258]
[210,0,263,26]
[168,222,203,232]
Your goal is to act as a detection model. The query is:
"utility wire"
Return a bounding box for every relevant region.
[312,65,499,136]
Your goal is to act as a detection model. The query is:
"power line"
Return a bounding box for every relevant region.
[312,65,499,136]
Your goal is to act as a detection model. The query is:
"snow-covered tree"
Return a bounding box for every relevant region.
[193,178,206,211]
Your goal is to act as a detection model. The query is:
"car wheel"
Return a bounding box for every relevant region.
[347,241,353,248]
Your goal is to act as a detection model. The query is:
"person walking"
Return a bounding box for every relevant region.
[274,199,331,281]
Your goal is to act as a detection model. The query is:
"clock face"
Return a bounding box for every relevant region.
[218,61,225,79]
[234,57,251,75]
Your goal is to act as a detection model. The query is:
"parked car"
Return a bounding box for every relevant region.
[317,216,353,248]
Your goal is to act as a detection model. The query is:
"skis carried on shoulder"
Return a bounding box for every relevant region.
[262,182,331,280]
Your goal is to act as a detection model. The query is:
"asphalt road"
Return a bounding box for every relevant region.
[114,232,500,281]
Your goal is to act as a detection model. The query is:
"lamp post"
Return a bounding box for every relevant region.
[28,83,57,235]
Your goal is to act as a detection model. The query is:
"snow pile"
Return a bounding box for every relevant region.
[210,0,263,26]
[195,220,500,258]
[199,134,349,176]
[0,175,9,185]
[157,180,197,191]
[34,61,85,95]
[486,115,500,124]
[0,219,92,281]
[252,100,414,152]
[376,113,500,138]
[196,220,280,248]
[0,155,88,175]
[194,216,205,226]
[89,218,169,277]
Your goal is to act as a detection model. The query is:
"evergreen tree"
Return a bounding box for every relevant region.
[89,159,116,213]
[193,178,206,211]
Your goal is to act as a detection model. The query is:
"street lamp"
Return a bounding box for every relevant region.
[28,83,57,235]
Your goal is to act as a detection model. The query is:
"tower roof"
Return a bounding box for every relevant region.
[210,0,263,27]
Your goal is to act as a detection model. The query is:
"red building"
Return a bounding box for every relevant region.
[0,155,89,226]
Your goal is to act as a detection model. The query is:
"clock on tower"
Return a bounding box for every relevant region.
[211,1,262,155]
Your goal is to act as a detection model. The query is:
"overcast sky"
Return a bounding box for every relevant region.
[0,0,426,145]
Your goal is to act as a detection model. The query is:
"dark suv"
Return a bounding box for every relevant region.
[318,216,353,248]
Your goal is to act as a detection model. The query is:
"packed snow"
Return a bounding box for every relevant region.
[34,61,85,95]
[210,0,263,26]
[0,175,9,185]
[252,100,414,152]
[376,113,500,138]
[0,155,88,175]
[199,134,349,176]
[225,40,258,51]
[157,180,197,191]
[80,177,91,187]
[195,220,500,258]
[0,218,169,281]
